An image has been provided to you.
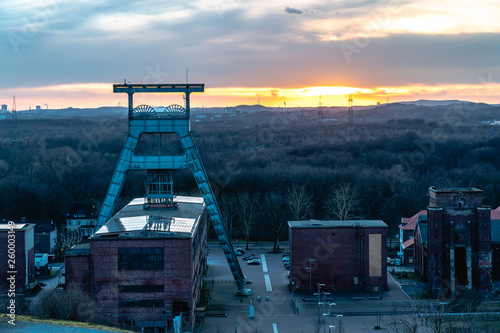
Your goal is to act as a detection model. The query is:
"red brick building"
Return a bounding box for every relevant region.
[288,220,388,293]
[414,187,492,297]
[0,222,35,293]
[399,211,427,266]
[66,196,207,332]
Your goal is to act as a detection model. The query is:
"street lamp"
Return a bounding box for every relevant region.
[320,291,330,333]
[314,283,325,323]
[305,258,316,294]
[324,303,336,333]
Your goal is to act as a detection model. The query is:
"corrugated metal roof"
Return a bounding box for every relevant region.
[400,210,427,231]
[288,220,387,228]
[491,210,500,220]
[403,237,414,249]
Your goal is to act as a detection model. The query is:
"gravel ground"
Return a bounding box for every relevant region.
[388,267,428,299]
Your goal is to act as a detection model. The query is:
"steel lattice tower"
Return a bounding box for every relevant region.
[11,96,17,144]
[347,94,354,141]
[317,95,324,143]
[96,82,250,295]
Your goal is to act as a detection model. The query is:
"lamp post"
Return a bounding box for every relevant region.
[321,292,330,333]
[305,258,316,294]
[314,283,325,324]
[324,303,336,333]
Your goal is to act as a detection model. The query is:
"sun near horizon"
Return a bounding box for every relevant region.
[3,81,500,111]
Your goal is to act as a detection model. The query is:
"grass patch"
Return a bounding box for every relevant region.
[0,313,134,332]
[430,314,500,333]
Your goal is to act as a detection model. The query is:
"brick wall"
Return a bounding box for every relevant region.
[65,254,90,292]
[290,226,387,293]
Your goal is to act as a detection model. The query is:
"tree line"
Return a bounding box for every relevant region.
[0,108,499,246]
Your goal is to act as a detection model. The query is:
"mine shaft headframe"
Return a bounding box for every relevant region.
[113,83,205,118]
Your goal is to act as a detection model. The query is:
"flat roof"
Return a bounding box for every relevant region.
[66,243,90,256]
[429,187,482,193]
[0,223,35,231]
[288,220,388,229]
[92,196,205,240]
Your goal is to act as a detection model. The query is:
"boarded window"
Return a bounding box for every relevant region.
[369,234,382,277]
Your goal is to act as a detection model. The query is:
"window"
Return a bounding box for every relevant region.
[118,300,164,308]
[118,247,164,270]
[119,285,164,293]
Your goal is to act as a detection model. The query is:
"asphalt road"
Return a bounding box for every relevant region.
[202,246,430,333]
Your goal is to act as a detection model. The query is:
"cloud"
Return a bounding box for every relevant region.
[284,7,303,15]
[1,0,500,105]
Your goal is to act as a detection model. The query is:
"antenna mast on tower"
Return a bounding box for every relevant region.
[317,95,324,143]
[11,96,18,144]
[347,94,354,141]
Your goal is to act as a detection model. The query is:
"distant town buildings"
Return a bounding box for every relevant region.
[65,201,96,237]
[288,220,388,293]
[413,187,494,296]
[66,196,207,331]
[13,218,57,254]
[35,253,50,277]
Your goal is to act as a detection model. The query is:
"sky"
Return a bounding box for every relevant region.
[1,0,500,110]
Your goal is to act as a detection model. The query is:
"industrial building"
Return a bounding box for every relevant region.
[0,222,35,293]
[399,211,427,266]
[414,187,492,297]
[65,195,207,331]
[66,82,248,331]
[288,220,388,293]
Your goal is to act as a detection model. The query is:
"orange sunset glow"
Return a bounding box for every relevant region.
[1,1,499,109]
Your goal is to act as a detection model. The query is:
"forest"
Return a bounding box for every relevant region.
[1,101,500,247]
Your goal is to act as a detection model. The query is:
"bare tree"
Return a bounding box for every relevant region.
[286,184,314,221]
[261,191,287,252]
[386,301,421,333]
[56,230,83,259]
[427,302,448,333]
[218,191,237,238]
[236,191,256,250]
[325,183,360,220]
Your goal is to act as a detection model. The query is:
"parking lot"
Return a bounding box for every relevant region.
[201,245,422,333]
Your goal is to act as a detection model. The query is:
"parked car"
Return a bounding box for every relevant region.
[235,248,245,256]
[243,253,255,260]
[247,259,261,265]
[284,263,290,270]
[282,256,290,262]
[282,251,289,257]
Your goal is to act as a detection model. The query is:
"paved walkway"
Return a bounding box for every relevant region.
[201,246,430,333]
